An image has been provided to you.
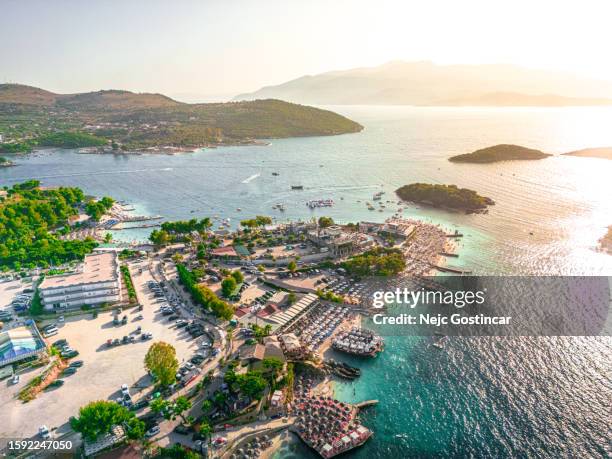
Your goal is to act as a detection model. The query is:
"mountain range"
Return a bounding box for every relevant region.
[235,61,612,106]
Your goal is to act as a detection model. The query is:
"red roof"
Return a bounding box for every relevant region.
[257,303,279,318]
[234,306,250,318]
[211,246,239,257]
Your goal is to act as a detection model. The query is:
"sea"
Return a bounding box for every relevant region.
[1,106,611,457]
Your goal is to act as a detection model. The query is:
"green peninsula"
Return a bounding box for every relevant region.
[0,84,363,152]
[449,144,550,163]
[396,183,494,213]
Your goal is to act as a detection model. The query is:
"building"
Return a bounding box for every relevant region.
[38,252,121,311]
[379,219,416,240]
[270,389,283,407]
[210,246,240,260]
[0,322,46,367]
[83,425,126,457]
[307,226,374,258]
[239,343,266,364]
[278,333,311,360]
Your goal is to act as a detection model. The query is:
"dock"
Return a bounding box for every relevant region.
[110,223,161,230]
[438,252,459,258]
[355,400,378,409]
[433,265,472,274]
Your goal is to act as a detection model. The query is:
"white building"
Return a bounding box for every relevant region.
[38,252,121,311]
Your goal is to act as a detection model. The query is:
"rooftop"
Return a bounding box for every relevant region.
[240,343,266,361]
[0,323,45,367]
[39,252,118,290]
[211,246,239,257]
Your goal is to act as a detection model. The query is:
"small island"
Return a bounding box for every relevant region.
[449,144,550,163]
[0,156,15,167]
[563,147,612,160]
[396,183,494,213]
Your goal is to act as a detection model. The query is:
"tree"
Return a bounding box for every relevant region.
[257,265,265,272]
[199,421,213,443]
[287,292,297,305]
[150,229,170,246]
[145,342,179,386]
[70,400,135,441]
[287,260,297,272]
[125,417,146,439]
[150,398,172,419]
[262,357,283,377]
[255,215,272,227]
[221,276,237,297]
[236,371,267,399]
[201,399,213,413]
[318,216,334,228]
[230,270,244,284]
[104,233,112,243]
[173,395,192,423]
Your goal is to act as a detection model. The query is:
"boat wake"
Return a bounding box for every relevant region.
[241,173,261,184]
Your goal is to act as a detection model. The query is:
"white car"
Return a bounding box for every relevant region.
[121,384,129,395]
[12,374,19,384]
[39,425,50,439]
[145,425,160,438]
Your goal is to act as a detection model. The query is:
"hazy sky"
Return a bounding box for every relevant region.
[2,0,612,101]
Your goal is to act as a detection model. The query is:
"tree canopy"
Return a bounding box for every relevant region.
[177,263,233,319]
[144,341,179,386]
[342,247,406,276]
[0,180,99,270]
[70,400,144,441]
[318,216,334,228]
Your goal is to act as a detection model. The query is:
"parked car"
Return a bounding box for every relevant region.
[12,374,20,384]
[121,384,130,395]
[131,399,149,411]
[69,360,84,368]
[53,339,68,348]
[61,349,79,359]
[173,424,190,435]
[145,425,160,438]
[61,367,77,376]
[39,425,50,439]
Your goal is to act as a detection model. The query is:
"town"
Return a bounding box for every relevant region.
[0,182,457,459]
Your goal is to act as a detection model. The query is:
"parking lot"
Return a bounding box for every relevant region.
[0,264,200,439]
[0,280,33,318]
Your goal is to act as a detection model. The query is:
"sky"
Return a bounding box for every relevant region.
[2,0,612,101]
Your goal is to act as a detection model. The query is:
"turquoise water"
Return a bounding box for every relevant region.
[2,106,612,457]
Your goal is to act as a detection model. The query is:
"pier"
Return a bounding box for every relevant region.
[355,400,378,409]
[110,223,161,230]
[438,251,459,258]
[433,265,472,274]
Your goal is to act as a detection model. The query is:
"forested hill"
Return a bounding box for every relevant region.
[0,84,363,150]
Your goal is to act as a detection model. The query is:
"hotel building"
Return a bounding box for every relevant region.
[38,252,122,311]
